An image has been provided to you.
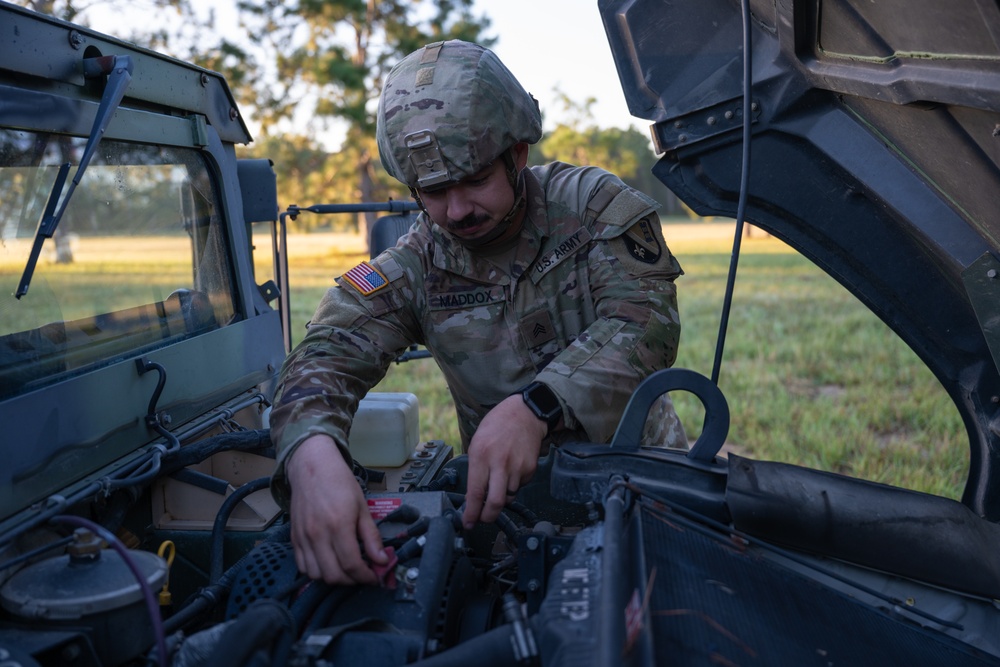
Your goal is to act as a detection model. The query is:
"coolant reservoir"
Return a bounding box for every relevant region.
[349,392,420,467]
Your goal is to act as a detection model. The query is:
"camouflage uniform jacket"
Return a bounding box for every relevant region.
[269,162,683,506]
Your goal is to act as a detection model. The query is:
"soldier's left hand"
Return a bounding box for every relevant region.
[462,394,546,529]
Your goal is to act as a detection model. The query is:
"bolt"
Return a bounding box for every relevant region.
[988,269,997,279]
[405,567,420,585]
[550,547,561,558]
[527,578,540,592]
[678,134,688,143]
[200,73,210,87]
[61,643,82,662]
[68,528,103,560]
[159,412,172,425]
[751,102,759,112]
[991,396,999,404]
[526,536,540,551]
[68,30,84,50]
[724,110,734,120]
[229,107,239,121]
[707,116,717,126]
[673,121,683,129]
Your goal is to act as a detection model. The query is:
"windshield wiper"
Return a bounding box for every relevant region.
[15,55,133,299]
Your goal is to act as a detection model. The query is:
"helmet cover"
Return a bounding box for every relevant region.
[376,40,542,189]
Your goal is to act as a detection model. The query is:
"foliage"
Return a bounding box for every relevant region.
[12,0,211,54]
[227,0,493,238]
[535,93,687,217]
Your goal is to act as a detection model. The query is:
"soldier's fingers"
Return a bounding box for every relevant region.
[334,541,376,585]
[480,472,510,524]
[463,456,488,529]
[358,510,389,566]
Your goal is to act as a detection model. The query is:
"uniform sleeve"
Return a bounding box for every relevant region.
[268,253,421,509]
[535,189,682,444]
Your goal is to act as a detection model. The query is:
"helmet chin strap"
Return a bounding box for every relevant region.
[455,149,525,251]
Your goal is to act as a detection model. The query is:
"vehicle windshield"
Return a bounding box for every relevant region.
[0,130,237,400]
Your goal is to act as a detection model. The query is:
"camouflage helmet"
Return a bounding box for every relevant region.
[376,40,543,190]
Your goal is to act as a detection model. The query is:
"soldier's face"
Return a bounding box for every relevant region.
[418,142,530,243]
[418,159,515,242]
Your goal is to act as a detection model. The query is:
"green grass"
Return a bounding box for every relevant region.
[274,223,969,500]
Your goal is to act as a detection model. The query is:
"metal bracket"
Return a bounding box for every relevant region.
[962,252,1000,378]
[651,98,760,155]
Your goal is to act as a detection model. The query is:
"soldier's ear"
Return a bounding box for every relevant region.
[511,142,530,171]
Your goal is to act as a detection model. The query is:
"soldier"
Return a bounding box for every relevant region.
[269,40,684,585]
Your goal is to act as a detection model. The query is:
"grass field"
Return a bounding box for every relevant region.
[269,221,969,501]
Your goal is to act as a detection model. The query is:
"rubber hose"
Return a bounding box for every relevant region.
[209,476,272,583]
[404,624,520,667]
[204,598,296,667]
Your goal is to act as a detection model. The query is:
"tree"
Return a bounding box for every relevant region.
[11,0,212,261]
[13,0,204,48]
[535,91,685,217]
[233,0,493,242]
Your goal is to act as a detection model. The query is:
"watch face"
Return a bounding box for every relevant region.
[527,384,560,415]
[524,382,561,427]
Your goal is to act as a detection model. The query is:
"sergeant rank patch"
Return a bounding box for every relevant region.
[343,261,388,296]
[623,216,662,264]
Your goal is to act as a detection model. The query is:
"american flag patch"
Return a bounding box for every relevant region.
[342,261,388,296]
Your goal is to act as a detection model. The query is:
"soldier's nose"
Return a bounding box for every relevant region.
[445,186,474,221]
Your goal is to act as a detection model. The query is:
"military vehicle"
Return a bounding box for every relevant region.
[1,0,999,665]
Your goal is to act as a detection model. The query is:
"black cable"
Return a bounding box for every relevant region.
[209,476,272,584]
[504,501,539,526]
[711,0,754,386]
[0,535,74,572]
[163,522,291,635]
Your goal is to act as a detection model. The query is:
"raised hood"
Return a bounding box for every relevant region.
[598,0,1000,517]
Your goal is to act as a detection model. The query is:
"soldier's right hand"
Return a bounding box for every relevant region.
[285,434,389,585]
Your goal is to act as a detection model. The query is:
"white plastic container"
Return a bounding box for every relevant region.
[349,392,420,467]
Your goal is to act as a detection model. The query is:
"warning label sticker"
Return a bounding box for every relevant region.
[367,496,402,520]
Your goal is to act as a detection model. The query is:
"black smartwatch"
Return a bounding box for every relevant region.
[517,381,563,434]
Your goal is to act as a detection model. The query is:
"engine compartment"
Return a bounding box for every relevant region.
[2,376,999,667]
[0,416,598,667]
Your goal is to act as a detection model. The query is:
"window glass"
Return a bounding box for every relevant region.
[0,130,236,399]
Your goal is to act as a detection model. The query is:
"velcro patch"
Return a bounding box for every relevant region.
[343,261,389,296]
[520,310,556,347]
[596,187,658,228]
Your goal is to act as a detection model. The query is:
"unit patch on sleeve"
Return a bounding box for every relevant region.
[623,216,662,264]
[342,261,389,296]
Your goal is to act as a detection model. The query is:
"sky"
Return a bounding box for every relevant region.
[85,0,644,136]
[476,0,642,132]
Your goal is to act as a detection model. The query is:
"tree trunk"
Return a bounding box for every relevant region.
[359,148,376,255]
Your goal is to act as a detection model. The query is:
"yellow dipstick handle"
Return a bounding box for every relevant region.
[157,540,176,606]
